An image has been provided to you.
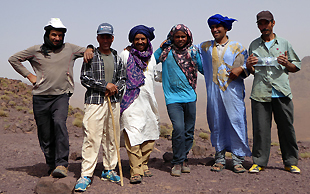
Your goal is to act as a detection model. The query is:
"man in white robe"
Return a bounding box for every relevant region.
[120,25,160,184]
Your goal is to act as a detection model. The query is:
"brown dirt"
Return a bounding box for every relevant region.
[1,77,310,194]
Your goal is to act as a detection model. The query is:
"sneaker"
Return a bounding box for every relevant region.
[181,162,190,173]
[75,176,91,192]
[52,166,68,178]
[249,164,264,173]
[101,170,120,182]
[284,165,300,173]
[171,164,181,177]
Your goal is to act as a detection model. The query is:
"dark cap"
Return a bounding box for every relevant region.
[256,11,274,23]
[97,23,113,35]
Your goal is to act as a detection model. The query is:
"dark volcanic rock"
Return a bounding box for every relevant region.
[163,152,173,163]
[34,176,76,194]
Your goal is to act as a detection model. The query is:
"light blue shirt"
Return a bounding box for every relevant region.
[265,39,285,98]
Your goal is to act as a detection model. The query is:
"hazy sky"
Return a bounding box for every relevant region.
[1,0,309,84]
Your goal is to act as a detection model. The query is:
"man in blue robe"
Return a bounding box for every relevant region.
[197,14,251,173]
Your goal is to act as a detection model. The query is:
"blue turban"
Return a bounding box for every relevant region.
[128,25,155,43]
[207,14,237,31]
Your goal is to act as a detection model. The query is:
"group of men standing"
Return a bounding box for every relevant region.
[8,10,301,192]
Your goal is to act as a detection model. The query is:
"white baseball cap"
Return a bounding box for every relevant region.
[44,18,67,32]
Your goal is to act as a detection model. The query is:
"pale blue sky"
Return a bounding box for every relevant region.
[1,0,309,83]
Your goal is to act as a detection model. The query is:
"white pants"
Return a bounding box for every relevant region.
[81,100,120,177]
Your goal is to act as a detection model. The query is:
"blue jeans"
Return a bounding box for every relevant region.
[167,101,196,165]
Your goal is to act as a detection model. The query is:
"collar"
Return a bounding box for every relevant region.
[259,33,278,44]
[215,37,229,47]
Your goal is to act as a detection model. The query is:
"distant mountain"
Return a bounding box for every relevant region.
[288,56,310,141]
[290,56,310,97]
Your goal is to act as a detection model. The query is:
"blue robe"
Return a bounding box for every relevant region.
[198,40,251,157]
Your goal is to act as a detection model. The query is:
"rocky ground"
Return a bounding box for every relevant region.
[1,77,310,194]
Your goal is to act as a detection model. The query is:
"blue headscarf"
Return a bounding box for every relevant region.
[207,14,237,31]
[128,25,155,43]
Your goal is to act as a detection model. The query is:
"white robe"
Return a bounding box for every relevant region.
[120,50,160,146]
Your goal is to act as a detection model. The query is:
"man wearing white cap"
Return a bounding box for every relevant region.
[8,18,93,178]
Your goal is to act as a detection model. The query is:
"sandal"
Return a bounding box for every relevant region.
[233,164,246,173]
[144,170,153,177]
[130,174,142,184]
[211,163,225,172]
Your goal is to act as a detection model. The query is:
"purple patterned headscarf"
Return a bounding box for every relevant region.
[120,25,155,113]
[158,24,198,89]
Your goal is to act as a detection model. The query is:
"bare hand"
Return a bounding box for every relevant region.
[277,51,298,72]
[27,73,37,85]
[105,90,110,97]
[227,67,243,80]
[160,40,168,47]
[105,83,118,96]
[84,48,94,63]
[124,46,131,51]
[277,51,288,66]
[246,54,258,73]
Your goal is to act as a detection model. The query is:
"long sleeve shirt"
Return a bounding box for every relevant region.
[154,48,203,105]
[8,43,86,95]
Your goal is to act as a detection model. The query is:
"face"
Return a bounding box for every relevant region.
[173,31,188,48]
[133,33,148,52]
[257,19,275,37]
[210,24,227,42]
[49,30,64,46]
[97,34,114,51]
